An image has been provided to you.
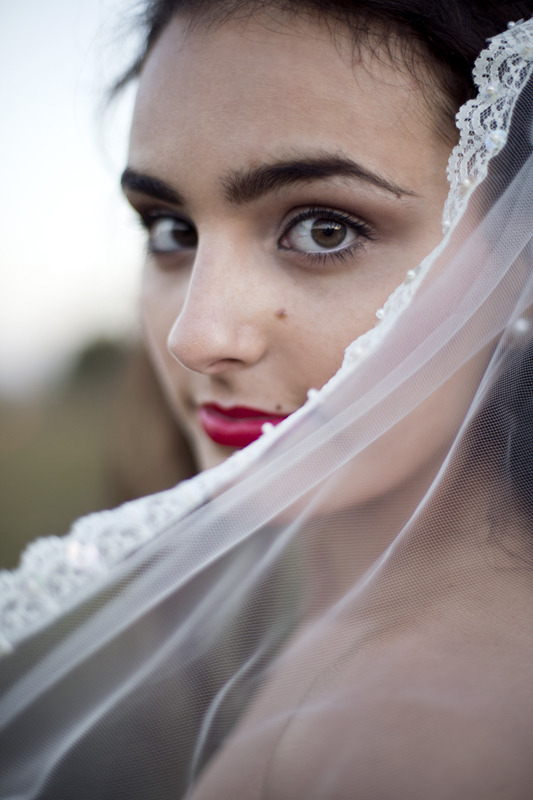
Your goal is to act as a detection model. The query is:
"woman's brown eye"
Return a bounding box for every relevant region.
[310,220,347,248]
[281,213,361,255]
[148,217,197,253]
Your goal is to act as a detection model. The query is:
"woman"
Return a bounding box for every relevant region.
[2,2,533,797]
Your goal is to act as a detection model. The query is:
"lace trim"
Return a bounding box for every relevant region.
[444,19,533,228]
[2,17,533,655]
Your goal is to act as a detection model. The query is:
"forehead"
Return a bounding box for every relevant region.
[128,13,446,195]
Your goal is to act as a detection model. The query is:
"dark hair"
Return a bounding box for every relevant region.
[114,0,533,136]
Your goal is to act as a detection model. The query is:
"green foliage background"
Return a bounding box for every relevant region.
[0,340,126,569]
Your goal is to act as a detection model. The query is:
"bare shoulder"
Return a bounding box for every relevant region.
[266,628,533,800]
[191,601,533,800]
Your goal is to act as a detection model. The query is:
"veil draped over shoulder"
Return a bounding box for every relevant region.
[3,17,533,799]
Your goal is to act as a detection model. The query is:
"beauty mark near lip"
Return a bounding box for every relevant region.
[198,404,288,448]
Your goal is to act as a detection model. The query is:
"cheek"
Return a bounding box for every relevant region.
[141,265,189,346]
[295,272,403,390]
[140,269,190,406]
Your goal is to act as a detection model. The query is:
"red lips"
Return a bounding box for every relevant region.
[198,403,288,448]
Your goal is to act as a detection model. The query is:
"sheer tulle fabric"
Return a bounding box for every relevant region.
[2,19,533,800]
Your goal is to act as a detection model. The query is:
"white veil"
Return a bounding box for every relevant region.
[2,16,533,799]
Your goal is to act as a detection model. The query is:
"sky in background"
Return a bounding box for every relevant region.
[0,0,145,395]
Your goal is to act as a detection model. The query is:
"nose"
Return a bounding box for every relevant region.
[167,241,268,374]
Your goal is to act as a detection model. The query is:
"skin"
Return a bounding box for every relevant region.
[124,11,452,474]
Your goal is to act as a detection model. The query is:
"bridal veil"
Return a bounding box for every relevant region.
[2,15,533,799]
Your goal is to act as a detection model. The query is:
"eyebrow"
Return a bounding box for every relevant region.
[121,168,185,205]
[120,153,418,208]
[222,154,418,204]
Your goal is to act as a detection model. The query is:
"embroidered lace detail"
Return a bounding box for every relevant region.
[0,487,190,653]
[443,18,533,229]
[2,17,533,655]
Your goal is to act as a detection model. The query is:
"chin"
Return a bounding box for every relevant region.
[192,433,237,472]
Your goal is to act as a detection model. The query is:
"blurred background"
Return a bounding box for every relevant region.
[0,0,177,568]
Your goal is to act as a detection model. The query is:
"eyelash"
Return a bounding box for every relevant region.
[278,206,376,266]
[136,205,376,265]
[137,211,196,254]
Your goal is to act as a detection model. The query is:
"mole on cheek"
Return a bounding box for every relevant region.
[275,308,288,320]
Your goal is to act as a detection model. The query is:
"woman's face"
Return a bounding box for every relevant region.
[124,12,451,471]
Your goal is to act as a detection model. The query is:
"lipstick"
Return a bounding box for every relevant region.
[198,404,288,448]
